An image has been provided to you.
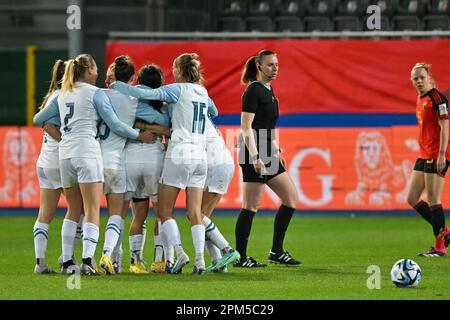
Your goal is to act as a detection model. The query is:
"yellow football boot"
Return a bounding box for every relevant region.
[99,255,115,275]
[150,261,166,273]
[129,261,149,274]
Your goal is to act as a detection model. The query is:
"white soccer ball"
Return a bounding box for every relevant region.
[390,259,422,288]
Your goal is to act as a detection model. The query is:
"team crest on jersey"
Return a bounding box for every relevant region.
[422,102,427,109]
[439,103,448,116]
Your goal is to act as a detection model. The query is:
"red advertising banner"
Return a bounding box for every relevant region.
[106,39,450,115]
[0,125,448,211]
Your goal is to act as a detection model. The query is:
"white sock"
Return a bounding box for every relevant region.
[129,234,143,263]
[82,222,99,260]
[112,218,125,262]
[160,228,174,264]
[33,221,49,261]
[103,214,122,258]
[161,219,184,257]
[154,233,164,262]
[203,216,230,251]
[140,219,147,260]
[73,214,84,251]
[205,239,222,264]
[61,219,78,262]
[191,224,205,262]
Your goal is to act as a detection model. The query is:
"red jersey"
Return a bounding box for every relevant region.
[415,88,449,159]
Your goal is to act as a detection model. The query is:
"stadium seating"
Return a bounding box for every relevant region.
[275,16,304,31]
[308,0,337,17]
[336,0,367,16]
[426,0,450,15]
[392,15,422,30]
[246,16,276,31]
[221,1,249,17]
[395,0,426,16]
[333,16,364,31]
[220,16,247,32]
[304,16,333,31]
[277,0,308,17]
[423,14,450,29]
[216,0,450,32]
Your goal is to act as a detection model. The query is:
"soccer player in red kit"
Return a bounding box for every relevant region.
[407,63,450,257]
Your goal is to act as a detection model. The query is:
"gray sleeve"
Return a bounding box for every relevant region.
[207,97,218,118]
[136,102,170,127]
[93,89,139,140]
[113,81,181,104]
[33,96,59,126]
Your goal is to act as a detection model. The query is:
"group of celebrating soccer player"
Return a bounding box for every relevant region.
[33,52,244,275]
[32,48,449,278]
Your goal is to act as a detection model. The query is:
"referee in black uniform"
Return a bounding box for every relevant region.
[234,50,301,268]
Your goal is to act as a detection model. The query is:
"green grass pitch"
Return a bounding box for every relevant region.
[0,213,449,300]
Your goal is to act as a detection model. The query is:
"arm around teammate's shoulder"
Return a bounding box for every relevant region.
[112,81,181,105]
[33,95,59,126]
[93,89,154,143]
[136,101,170,127]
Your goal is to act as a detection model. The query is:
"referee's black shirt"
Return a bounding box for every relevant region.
[240,81,279,158]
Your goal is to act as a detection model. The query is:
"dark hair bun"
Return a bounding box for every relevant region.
[114,55,130,67]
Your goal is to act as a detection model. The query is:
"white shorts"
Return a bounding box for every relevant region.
[103,168,126,194]
[125,162,163,202]
[159,158,207,190]
[36,167,62,190]
[60,158,104,188]
[205,163,235,195]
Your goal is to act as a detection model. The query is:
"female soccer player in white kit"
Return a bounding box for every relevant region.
[113,53,209,274]
[33,53,154,275]
[99,58,170,274]
[202,114,239,273]
[123,64,170,274]
[34,59,85,273]
[114,53,240,274]
[33,59,66,274]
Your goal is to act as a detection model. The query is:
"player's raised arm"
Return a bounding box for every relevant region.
[113,81,181,105]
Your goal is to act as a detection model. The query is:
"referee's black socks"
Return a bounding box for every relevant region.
[235,208,256,259]
[272,205,295,253]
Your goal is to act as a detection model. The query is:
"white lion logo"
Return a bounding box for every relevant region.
[345,131,413,206]
[0,129,38,202]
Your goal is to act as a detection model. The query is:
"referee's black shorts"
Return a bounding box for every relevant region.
[240,159,286,183]
[413,158,450,177]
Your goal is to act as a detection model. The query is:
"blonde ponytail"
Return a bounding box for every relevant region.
[40,59,65,109]
[61,59,76,93]
[173,53,203,84]
[61,53,95,93]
